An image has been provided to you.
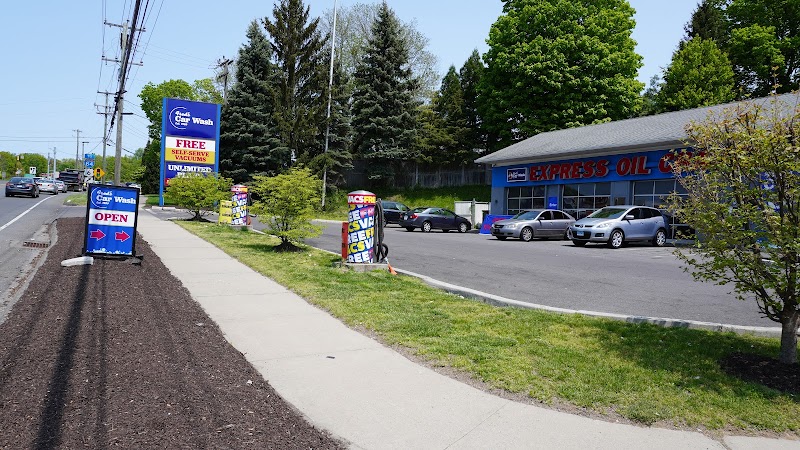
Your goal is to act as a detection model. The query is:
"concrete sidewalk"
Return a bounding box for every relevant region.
[135,211,798,450]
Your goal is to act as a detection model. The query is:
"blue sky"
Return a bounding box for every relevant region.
[0,0,699,160]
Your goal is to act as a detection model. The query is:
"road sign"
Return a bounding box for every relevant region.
[85,169,94,178]
[29,166,36,175]
[83,184,140,257]
[94,168,106,178]
[85,153,95,160]
[85,159,95,169]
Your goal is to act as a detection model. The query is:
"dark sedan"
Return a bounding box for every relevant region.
[380,200,411,225]
[5,177,40,198]
[399,207,471,233]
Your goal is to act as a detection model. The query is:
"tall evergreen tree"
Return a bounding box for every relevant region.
[308,54,353,190]
[683,0,727,44]
[220,21,288,183]
[479,0,643,151]
[263,0,328,166]
[459,49,486,154]
[656,37,736,112]
[433,66,472,165]
[351,2,418,185]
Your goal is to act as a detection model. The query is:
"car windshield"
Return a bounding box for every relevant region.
[512,210,542,220]
[411,207,428,213]
[587,207,628,219]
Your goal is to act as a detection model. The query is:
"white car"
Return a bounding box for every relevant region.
[33,177,58,195]
[54,179,67,193]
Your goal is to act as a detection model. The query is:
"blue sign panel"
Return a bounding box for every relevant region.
[164,98,220,140]
[507,167,527,182]
[85,160,94,169]
[84,184,139,256]
[85,153,95,160]
[492,148,686,188]
[548,196,558,209]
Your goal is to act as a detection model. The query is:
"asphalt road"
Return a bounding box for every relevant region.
[140,207,776,328]
[0,192,85,321]
[303,221,774,328]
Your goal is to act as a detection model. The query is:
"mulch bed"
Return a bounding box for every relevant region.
[720,352,800,396]
[0,217,343,449]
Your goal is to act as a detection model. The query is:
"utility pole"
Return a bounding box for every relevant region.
[73,129,81,169]
[114,21,129,186]
[321,0,338,208]
[97,91,112,179]
[215,57,234,102]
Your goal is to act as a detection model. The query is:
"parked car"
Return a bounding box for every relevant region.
[5,177,39,198]
[491,209,576,241]
[54,179,67,193]
[125,182,141,190]
[380,200,411,225]
[569,205,667,249]
[399,207,472,233]
[34,177,58,195]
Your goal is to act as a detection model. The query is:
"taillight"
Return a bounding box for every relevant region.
[410,213,418,219]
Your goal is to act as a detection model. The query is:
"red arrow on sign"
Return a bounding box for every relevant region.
[90,229,105,240]
[115,230,130,242]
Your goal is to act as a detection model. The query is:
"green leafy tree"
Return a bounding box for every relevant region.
[20,153,47,176]
[249,167,322,250]
[0,151,18,177]
[164,173,232,220]
[725,0,800,96]
[667,96,800,364]
[263,0,328,166]
[479,0,643,150]
[141,140,161,194]
[656,37,736,112]
[220,20,288,183]
[414,102,456,166]
[351,2,419,185]
[102,155,143,184]
[639,74,664,117]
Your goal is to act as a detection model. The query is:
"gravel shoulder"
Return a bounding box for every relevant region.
[0,217,344,449]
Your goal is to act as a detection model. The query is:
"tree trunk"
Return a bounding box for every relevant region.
[779,308,800,364]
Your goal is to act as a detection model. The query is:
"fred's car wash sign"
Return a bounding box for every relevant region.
[84,184,140,256]
[160,98,221,206]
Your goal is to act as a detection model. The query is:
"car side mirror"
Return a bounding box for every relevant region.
[625,214,635,221]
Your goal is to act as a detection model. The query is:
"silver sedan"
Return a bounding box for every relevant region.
[491,209,576,241]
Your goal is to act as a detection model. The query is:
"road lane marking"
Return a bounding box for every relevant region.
[0,197,53,233]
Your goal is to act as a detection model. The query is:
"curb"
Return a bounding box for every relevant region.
[392,268,783,338]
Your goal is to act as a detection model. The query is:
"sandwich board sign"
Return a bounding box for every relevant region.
[83,184,140,257]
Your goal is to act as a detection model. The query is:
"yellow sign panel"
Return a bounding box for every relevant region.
[94,168,106,178]
[218,200,233,225]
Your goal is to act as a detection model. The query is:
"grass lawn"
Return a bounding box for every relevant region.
[63,193,87,206]
[177,221,800,434]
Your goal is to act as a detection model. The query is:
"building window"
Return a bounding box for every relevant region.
[506,185,546,215]
[562,182,610,219]
[633,179,691,238]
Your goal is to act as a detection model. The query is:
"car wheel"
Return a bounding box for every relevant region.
[608,229,624,249]
[405,227,415,232]
[458,222,468,233]
[520,227,534,242]
[572,240,587,247]
[422,221,432,233]
[495,236,507,240]
[652,228,667,247]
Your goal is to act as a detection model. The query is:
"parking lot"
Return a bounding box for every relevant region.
[306,222,774,328]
